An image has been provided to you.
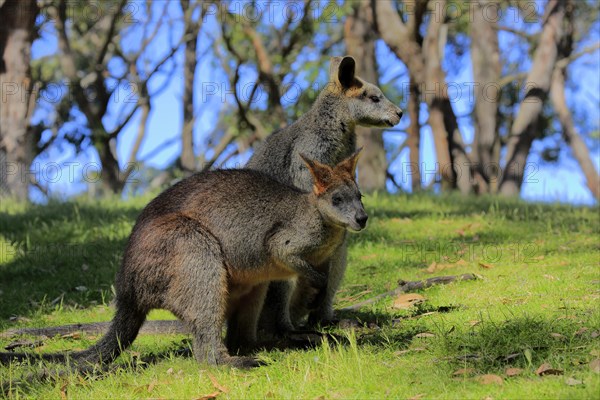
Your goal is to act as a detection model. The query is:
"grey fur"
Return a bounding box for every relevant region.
[247,56,402,333]
[0,154,365,369]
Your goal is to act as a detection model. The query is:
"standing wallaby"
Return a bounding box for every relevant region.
[247,56,402,335]
[0,152,366,369]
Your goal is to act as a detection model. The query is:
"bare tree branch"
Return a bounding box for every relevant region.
[242,23,284,120]
[498,72,529,88]
[555,42,600,70]
[122,99,151,183]
[498,42,599,88]
[139,136,180,163]
[96,0,127,66]
[108,104,140,139]
[340,274,479,311]
[500,0,566,196]
[281,0,313,59]
[494,25,537,41]
[373,0,425,84]
[200,130,237,172]
[135,2,170,60]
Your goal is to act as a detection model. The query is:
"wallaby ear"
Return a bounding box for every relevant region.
[336,148,362,177]
[329,56,358,89]
[338,56,356,89]
[329,57,344,82]
[300,154,334,196]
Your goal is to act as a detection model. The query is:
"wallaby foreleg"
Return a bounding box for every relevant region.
[309,239,347,324]
[258,280,296,337]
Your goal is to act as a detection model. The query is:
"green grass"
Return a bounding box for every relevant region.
[1,193,599,399]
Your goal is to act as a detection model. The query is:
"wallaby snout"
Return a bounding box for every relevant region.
[381,103,403,127]
[393,108,403,124]
[355,210,368,230]
[346,202,368,232]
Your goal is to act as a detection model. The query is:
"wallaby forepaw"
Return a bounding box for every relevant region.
[307,311,338,328]
[319,316,340,327]
[285,330,326,348]
[289,330,324,340]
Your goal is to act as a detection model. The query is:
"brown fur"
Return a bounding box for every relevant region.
[0,153,366,369]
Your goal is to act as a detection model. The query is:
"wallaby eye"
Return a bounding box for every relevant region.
[332,195,343,206]
[370,96,380,103]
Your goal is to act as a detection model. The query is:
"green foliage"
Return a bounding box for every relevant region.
[1,194,599,398]
[20,0,599,198]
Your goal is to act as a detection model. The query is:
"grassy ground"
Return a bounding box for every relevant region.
[0,193,599,399]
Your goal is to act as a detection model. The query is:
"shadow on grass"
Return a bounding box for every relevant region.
[0,236,127,322]
[432,312,599,372]
[0,340,194,398]
[0,201,141,237]
[317,308,600,375]
[0,201,145,322]
[337,305,464,349]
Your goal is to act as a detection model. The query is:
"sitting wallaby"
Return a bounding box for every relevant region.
[0,152,366,369]
[246,56,402,336]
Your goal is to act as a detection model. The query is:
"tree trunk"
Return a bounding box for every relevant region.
[550,67,600,200]
[96,133,125,194]
[180,0,200,172]
[0,0,37,199]
[407,75,421,191]
[373,0,426,192]
[470,0,501,194]
[375,0,471,193]
[345,0,386,191]
[373,0,425,85]
[500,0,565,196]
[422,2,473,193]
[549,0,599,200]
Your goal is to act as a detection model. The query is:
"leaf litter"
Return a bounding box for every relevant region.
[393,293,426,309]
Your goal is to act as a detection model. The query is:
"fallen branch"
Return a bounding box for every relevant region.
[4,339,45,351]
[1,320,186,339]
[2,275,479,339]
[340,274,479,311]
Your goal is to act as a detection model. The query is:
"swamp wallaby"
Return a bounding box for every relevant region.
[0,152,366,369]
[247,56,402,335]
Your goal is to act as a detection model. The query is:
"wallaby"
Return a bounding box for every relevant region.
[0,152,366,369]
[246,56,402,336]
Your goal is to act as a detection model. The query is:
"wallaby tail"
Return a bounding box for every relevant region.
[69,303,146,365]
[0,304,146,367]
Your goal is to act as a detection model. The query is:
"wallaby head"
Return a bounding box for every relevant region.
[300,150,367,232]
[327,56,403,128]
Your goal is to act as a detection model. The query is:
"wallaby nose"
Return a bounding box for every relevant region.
[396,109,403,119]
[356,213,368,229]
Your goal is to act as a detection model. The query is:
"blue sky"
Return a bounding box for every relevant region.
[29,1,600,204]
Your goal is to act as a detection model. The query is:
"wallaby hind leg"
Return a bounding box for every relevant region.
[163,215,260,368]
[226,283,269,355]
